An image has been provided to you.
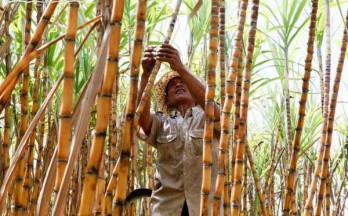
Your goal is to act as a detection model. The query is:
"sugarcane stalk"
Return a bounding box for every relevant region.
[108,75,120,180]
[241,154,248,216]
[2,7,11,180]
[78,0,127,213]
[230,0,247,202]
[313,10,348,216]
[12,0,33,213]
[324,176,331,216]
[28,2,45,213]
[246,142,269,215]
[21,51,43,214]
[133,0,182,128]
[303,9,347,216]
[213,1,248,215]
[200,0,219,215]
[94,153,106,215]
[283,0,318,214]
[103,157,121,215]
[230,0,260,215]
[112,0,149,214]
[302,159,311,213]
[54,2,79,196]
[219,0,226,107]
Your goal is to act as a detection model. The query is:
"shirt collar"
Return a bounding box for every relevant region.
[169,105,201,118]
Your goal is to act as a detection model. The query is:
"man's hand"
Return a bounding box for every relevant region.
[156,44,185,72]
[142,46,156,74]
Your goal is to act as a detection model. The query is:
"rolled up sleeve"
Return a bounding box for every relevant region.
[137,113,162,147]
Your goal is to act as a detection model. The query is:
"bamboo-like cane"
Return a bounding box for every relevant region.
[230,1,260,215]
[313,10,348,216]
[302,159,311,212]
[133,0,182,128]
[2,8,11,179]
[218,2,230,214]
[94,153,106,215]
[241,154,248,216]
[78,0,127,213]
[54,1,79,195]
[245,142,269,215]
[219,0,226,107]
[109,76,120,178]
[28,2,45,213]
[213,1,248,215]
[282,0,318,214]
[103,157,121,215]
[248,180,254,216]
[12,0,33,213]
[21,50,43,213]
[0,1,60,114]
[324,176,331,215]
[69,165,79,216]
[200,0,219,215]
[111,0,149,214]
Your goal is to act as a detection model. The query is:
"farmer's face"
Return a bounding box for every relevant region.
[165,77,194,108]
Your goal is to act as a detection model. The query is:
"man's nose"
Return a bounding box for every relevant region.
[175,82,183,88]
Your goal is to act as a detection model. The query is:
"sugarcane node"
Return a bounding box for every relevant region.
[218,170,226,175]
[212,195,222,201]
[105,191,113,197]
[65,37,76,42]
[62,74,75,79]
[94,131,106,137]
[221,129,229,134]
[41,15,50,23]
[15,176,23,182]
[59,114,72,118]
[98,93,112,98]
[120,151,131,158]
[14,205,24,210]
[107,56,119,62]
[203,163,213,168]
[201,191,210,196]
[86,166,99,174]
[69,2,80,7]
[113,200,125,206]
[223,203,231,208]
[231,202,241,208]
[110,21,122,26]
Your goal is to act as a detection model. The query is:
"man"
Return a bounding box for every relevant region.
[138,44,221,216]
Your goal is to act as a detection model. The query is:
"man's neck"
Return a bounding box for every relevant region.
[175,102,195,116]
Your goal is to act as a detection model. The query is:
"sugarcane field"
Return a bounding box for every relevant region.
[1,0,348,215]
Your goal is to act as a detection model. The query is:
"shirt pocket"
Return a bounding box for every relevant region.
[188,129,204,157]
[156,120,178,162]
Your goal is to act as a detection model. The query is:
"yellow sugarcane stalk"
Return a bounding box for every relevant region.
[213,1,248,215]
[112,0,149,214]
[54,1,79,195]
[313,10,348,216]
[283,0,318,214]
[12,1,33,213]
[200,0,219,215]
[78,0,126,213]
[230,0,260,215]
